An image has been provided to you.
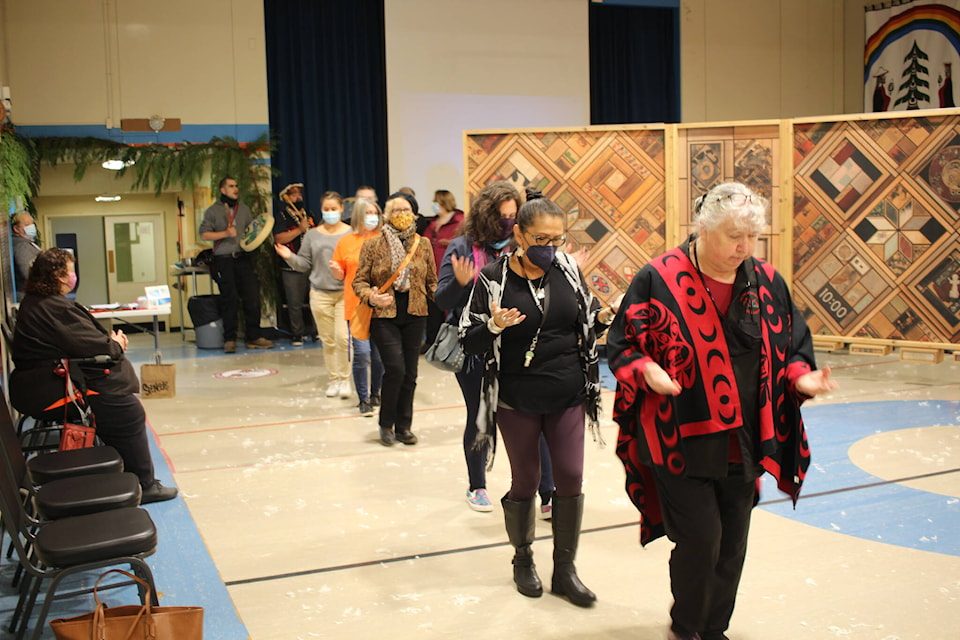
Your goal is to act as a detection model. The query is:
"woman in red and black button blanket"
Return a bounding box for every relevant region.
[606,182,837,640]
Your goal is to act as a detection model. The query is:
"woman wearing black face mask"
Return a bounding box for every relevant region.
[437,182,558,515]
[460,189,619,607]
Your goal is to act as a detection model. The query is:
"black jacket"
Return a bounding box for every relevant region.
[10,294,139,416]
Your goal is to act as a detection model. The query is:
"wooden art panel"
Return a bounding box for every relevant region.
[677,125,783,268]
[793,114,960,343]
[465,128,667,307]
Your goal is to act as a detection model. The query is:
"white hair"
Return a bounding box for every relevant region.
[693,182,768,235]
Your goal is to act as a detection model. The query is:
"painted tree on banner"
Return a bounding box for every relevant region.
[895,41,930,109]
[864,2,960,112]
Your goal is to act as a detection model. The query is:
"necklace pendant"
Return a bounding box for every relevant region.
[523,350,534,367]
[535,288,545,301]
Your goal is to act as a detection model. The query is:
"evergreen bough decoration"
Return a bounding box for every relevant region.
[0,125,39,212]
[31,133,276,213]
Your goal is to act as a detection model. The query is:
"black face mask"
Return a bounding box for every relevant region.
[220,193,238,208]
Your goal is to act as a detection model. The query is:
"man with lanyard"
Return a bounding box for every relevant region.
[273,182,317,346]
[199,176,275,353]
[11,211,41,301]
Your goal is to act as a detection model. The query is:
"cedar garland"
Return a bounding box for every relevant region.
[1,126,281,312]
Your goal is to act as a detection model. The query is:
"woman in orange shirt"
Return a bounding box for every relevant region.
[330,198,384,416]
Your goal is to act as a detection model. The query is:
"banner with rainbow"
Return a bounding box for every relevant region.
[865,1,960,111]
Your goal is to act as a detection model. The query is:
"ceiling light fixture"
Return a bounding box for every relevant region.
[95,194,122,202]
[101,159,135,171]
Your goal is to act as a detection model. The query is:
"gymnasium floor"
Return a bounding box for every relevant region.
[4,330,960,639]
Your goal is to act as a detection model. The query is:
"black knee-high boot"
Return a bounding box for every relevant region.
[501,494,543,597]
[551,493,596,607]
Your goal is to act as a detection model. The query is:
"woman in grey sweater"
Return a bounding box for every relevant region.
[275,191,353,398]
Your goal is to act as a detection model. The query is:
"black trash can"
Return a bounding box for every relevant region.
[188,295,224,349]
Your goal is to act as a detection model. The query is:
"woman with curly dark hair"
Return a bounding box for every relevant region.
[437,182,558,514]
[10,248,178,503]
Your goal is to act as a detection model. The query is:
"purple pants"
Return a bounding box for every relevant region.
[497,404,585,501]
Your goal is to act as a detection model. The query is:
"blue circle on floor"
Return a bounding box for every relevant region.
[758,400,960,557]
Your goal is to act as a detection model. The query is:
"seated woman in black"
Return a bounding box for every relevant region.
[10,248,177,504]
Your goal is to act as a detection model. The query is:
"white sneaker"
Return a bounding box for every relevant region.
[466,489,494,512]
[338,380,351,398]
[325,382,338,397]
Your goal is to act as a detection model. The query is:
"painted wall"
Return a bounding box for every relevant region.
[679,0,862,122]
[2,0,268,138]
[384,0,590,210]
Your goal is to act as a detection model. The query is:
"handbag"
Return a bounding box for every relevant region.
[350,236,419,341]
[50,569,204,640]
[424,321,465,372]
[58,359,96,451]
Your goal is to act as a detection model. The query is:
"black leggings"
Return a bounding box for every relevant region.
[497,404,584,501]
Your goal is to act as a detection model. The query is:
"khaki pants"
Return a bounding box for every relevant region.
[310,289,349,383]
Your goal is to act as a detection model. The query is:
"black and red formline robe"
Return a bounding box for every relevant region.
[606,243,817,545]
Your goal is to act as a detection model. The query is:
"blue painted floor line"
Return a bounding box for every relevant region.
[0,427,249,639]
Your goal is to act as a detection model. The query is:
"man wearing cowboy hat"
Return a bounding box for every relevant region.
[273,182,318,345]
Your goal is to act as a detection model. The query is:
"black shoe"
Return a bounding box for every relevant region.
[141,480,178,504]
[396,430,418,445]
[359,401,374,417]
[370,393,381,407]
[379,427,396,446]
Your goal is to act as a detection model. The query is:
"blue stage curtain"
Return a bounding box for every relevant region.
[589,4,680,125]
[264,0,388,204]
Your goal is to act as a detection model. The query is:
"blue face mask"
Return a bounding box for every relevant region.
[322,211,341,225]
[489,237,511,250]
[363,214,379,230]
[431,202,441,215]
[23,224,38,241]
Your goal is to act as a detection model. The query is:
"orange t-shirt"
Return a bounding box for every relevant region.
[332,231,379,321]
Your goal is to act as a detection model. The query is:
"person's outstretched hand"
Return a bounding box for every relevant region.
[451,255,477,287]
[795,366,838,397]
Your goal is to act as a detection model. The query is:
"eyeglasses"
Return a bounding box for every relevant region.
[715,193,758,209]
[391,207,413,214]
[524,232,566,247]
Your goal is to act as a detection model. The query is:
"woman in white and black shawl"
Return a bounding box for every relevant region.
[460,190,618,608]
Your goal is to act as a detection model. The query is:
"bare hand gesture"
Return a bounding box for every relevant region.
[491,302,526,329]
[329,260,345,280]
[274,243,293,260]
[795,366,838,397]
[368,291,394,307]
[110,329,129,351]
[451,255,477,287]
[570,247,590,269]
[225,224,237,238]
[643,361,681,396]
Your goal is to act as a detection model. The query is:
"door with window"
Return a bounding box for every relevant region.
[104,215,166,303]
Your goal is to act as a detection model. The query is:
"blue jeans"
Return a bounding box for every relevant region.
[350,332,384,402]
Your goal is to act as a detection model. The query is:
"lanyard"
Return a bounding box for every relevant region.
[523,271,550,368]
